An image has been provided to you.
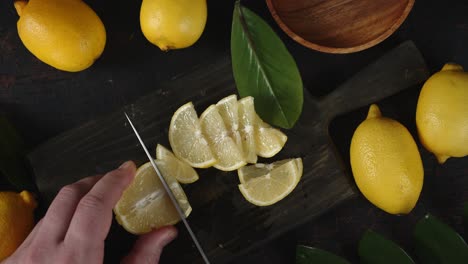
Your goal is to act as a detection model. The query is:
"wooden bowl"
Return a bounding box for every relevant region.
[266,0,415,54]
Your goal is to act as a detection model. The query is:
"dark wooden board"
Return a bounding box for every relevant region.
[28,41,428,263]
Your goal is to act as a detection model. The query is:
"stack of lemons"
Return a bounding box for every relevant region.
[350,63,467,215]
[168,94,302,207]
[168,95,288,170]
[115,94,302,234]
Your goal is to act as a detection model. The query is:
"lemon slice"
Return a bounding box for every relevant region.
[169,102,216,168]
[156,144,199,184]
[216,94,243,153]
[238,97,258,163]
[238,158,302,184]
[200,105,246,171]
[295,157,303,178]
[114,161,192,234]
[238,159,302,206]
[255,114,288,158]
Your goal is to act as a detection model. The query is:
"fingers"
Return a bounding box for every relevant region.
[65,161,136,244]
[39,175,103,243]
[121,226,178,264]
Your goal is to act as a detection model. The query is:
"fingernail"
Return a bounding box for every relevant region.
[119,161,133,170]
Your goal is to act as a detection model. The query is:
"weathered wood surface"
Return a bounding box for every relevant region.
[28,41,428,263]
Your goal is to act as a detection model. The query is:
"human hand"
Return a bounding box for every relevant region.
[3,161,177,264]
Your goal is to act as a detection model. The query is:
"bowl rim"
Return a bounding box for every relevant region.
[265,0,415,54]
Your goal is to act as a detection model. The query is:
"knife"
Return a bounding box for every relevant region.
[124,112,210,264]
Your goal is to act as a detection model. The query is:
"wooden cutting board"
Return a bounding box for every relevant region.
[28,41,429,263]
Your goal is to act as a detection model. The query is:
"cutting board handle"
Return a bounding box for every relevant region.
[319,41,429,120]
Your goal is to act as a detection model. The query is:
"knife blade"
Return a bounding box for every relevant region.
[124,112,210,264]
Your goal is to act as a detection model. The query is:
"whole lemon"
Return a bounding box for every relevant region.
[350,104,423,215]
[14,0,106,72]
[416,63,468,164]
[0,191,37,261]
[140,0,207,51]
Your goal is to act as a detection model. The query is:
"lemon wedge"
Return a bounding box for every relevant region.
[169,102,216,168]
[216,94,243,154]
[255,114,287,158]
[200,105,246,171]
[156,144,199,184]
[238,97,258,163]
[114,161,192,234]
[238,158,302,206]
[238,158,302,184]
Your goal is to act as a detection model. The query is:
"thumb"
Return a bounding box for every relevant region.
[122,226,178,264]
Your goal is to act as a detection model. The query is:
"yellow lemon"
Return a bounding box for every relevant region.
[0,191,37,261]
[350,104,423,215]
[140,0,207,50]
[14,0,106,72]
[416,63,468,164]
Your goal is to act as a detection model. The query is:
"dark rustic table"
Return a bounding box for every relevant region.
[1,0,467,263]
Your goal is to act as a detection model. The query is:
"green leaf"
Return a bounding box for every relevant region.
[296,245,350,264]
[414,214,468,264]
[359,230,414,264]
[231,1,303,129]
[0,115,34,190]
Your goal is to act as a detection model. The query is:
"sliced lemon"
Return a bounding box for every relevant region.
[169,102,216,168]
[295,158,303,178]
[255,114,288,158]
[238,96,258,163]
[156,144,199,184]
[216,94,243,154]
[114,161,192,234]
[238,158,302,184]
[238,159,302,206]
[200,105,246,171]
